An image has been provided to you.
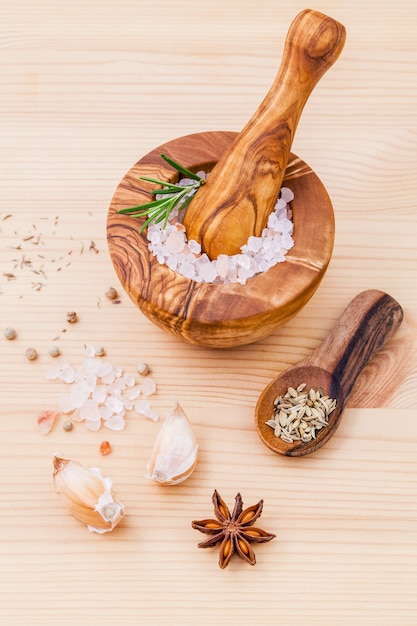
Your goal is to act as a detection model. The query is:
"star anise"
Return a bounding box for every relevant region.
[191,490,276,569]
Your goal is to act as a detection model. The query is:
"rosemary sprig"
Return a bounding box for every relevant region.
[119,153,205,234]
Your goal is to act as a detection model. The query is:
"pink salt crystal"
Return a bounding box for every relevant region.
[37,410,58,435]
[166,232,185,255]
[99,440,112,456]
[215,254,229,279]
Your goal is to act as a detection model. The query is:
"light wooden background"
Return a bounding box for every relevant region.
[1,1,416,624]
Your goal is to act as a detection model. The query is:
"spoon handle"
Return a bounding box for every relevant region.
[305,290,403,401]
[183,9,346,259]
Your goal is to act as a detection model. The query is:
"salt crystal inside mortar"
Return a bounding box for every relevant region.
[146,174,294,285]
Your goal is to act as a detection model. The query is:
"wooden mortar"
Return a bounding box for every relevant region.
[182,9,346,259]
[107,131,335,348]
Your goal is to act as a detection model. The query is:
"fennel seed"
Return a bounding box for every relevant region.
[266,385,337,445]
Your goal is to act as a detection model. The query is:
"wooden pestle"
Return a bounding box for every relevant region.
[182,9,346,259]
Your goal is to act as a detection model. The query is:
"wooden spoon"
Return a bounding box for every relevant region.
[183,9,346,259]
[255,290,403,457]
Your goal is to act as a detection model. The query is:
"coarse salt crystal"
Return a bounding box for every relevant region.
[146,182,295,285]
[45,351,159,431]
[96,362,113,378]
[92,386,107,404]
[60,366,76,384]
[126,386,141,401]
[215,254,229,278]
[280,187,294,202]
[59,394,77,414]
[179,261,196,280]
[85,418,102,432]
[105,396,124,414]
[99,405,114,421]
[141,377,156,397]
[188,239,201,254]
[198,261,217,283]
[135,399,151,414]
[104,415,126,431]
[80,399,101,421]
[166,232,185,255]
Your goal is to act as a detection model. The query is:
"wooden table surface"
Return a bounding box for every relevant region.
[1,1,416,624]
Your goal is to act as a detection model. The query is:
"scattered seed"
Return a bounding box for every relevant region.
[66,311,78,323]
[3,326,16,340]
[25,347,38,361]
[62,420,73,431]
[137,362,150,376]
[95,346,106,356]
[105,287,118,300]
[48,345,60,357]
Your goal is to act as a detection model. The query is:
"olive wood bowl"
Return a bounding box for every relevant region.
[106,130,335,348]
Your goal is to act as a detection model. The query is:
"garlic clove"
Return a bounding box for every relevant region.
[53,455,125,533]
[146,401,198,485]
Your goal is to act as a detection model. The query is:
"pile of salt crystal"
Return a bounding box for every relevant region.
[45,345,158,431]
[147,181,295,285]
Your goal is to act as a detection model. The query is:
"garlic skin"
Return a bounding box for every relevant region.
[53,455,125,533]
[146,402,198,485]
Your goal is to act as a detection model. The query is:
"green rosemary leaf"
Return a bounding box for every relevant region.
[140,176,183,189]
[119,153,204,233]
[139,214,158,234]
[149,187,183,195]
[119,200,166,214]
[160,153,204,183]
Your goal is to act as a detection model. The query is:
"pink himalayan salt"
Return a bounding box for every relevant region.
[37,410,59,435]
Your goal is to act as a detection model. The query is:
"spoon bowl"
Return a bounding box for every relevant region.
[255,290,403,456]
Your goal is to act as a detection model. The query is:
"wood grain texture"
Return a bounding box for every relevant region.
[256,290,403,456]
[183,9,346,258]
[108,132,334,347]
[0,1,417,624]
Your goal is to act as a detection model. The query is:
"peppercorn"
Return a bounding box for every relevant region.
[105,287,118,300]
[66,311,78,323]
[25,347,38,361]
[3,327,16,340]
[137,362,150,376]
